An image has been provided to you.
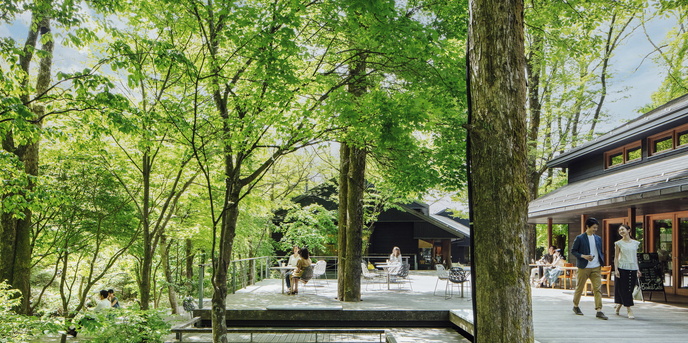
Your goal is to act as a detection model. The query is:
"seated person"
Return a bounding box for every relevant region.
[530,245,555,285]
[388,247,402,273]
[284,245,300,291]
[288,247,312,295]
[536,250,565,288]
[108,289,120,308]
[67,289,111,337]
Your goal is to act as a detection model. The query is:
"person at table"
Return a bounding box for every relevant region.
[530,245,555,285]
[284,245,299,291]
[571,217,607,320]
[388,247,402,273]
[613,224,642,319]
[389,247,402,263]
[288,247,312,295]
[536,249,565,288]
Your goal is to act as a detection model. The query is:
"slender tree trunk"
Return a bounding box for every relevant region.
[337,143,350,300]
[343,146,365,302]
[161,235,178,314]
[185,238,194,289]
[525,31,543,264]
[139,151,152,310]
[468,0,534,341]
[211,176,240,343]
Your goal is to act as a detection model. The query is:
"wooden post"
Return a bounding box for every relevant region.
[581,214,588,234]
[547,218,553,249]
[628,207,636,238]
[442,239,451,266]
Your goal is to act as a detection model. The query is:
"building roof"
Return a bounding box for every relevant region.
[280,182,468,239]
[548,93,688,169]
[429,214,470,237]
[529,152,688,220]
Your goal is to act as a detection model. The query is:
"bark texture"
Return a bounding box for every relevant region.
[161,235,178,314]
[0,9,53,315]
[337,54,367,302]
[343,146,365,302]
[336,143,350,301]
[468,0,534,341]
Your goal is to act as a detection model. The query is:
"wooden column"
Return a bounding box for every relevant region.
[547,218,553,248]
[442,239,451,265]
[581,214,588,234]
[628,207,636,238]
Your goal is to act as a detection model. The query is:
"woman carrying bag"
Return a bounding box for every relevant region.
[613,225,642,319]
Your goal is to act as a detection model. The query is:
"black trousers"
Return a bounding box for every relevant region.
[614,268,637,307]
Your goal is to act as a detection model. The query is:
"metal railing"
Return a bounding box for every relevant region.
[196,254,418,307]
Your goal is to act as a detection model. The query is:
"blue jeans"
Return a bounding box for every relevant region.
[285,271,293,288]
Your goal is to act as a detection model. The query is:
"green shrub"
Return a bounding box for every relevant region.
[76,309,171,343]
[0,281,62,343]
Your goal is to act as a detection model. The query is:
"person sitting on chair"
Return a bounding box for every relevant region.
[537,249,565,288]
[288,247,312,295]
[284,245,300,293]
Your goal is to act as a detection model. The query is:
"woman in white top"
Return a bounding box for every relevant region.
[537,249,565,287]
[389,247,401,263]
[285,245,300,291]
[613,225,642,319]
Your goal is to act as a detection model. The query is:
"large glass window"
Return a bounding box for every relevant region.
[654,219,673,287]
[679,217,688,289]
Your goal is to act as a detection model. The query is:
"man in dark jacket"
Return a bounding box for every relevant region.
[571,218,607,320]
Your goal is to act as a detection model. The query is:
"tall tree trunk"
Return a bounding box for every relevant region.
[211,167,241,343]
[468,0,534,341]
[139,151,152,310]
[161,235,178,314]
[185,238,194,289]
[525,31,543,264]
[338,53,366,302]
[343,146,365,302]
[0,9,54,315]
[336,143,350,300]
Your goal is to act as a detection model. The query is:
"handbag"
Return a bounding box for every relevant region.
[632,276,644,301]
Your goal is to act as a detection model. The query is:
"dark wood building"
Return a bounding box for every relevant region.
[528,94,688,297]
[273,184,470,269]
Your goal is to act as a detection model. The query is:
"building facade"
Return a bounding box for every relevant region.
[529,94,688,297]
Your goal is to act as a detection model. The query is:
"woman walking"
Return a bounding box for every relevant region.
[614,224,642,319]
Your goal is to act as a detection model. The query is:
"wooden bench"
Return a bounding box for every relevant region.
[169,316,202,342]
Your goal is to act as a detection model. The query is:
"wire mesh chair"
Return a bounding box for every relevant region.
[389,263,412,291]
[446,268,470,299]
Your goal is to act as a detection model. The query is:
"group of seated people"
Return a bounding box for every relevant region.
[285,245,312,295]
[530,245,566,288]
[66,289,120,337]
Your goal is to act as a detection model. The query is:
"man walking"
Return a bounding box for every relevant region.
[571,218,608,320]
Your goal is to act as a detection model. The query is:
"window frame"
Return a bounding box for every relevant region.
[676,123,688,149]
[603,140,642,169]
[648,123,688,156]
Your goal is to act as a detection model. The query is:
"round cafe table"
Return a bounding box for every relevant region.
[270,266,296,294]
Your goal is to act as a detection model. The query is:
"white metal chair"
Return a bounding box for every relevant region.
[434,264,449,296]
[361,262,381,290]
[312,260,328,285]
